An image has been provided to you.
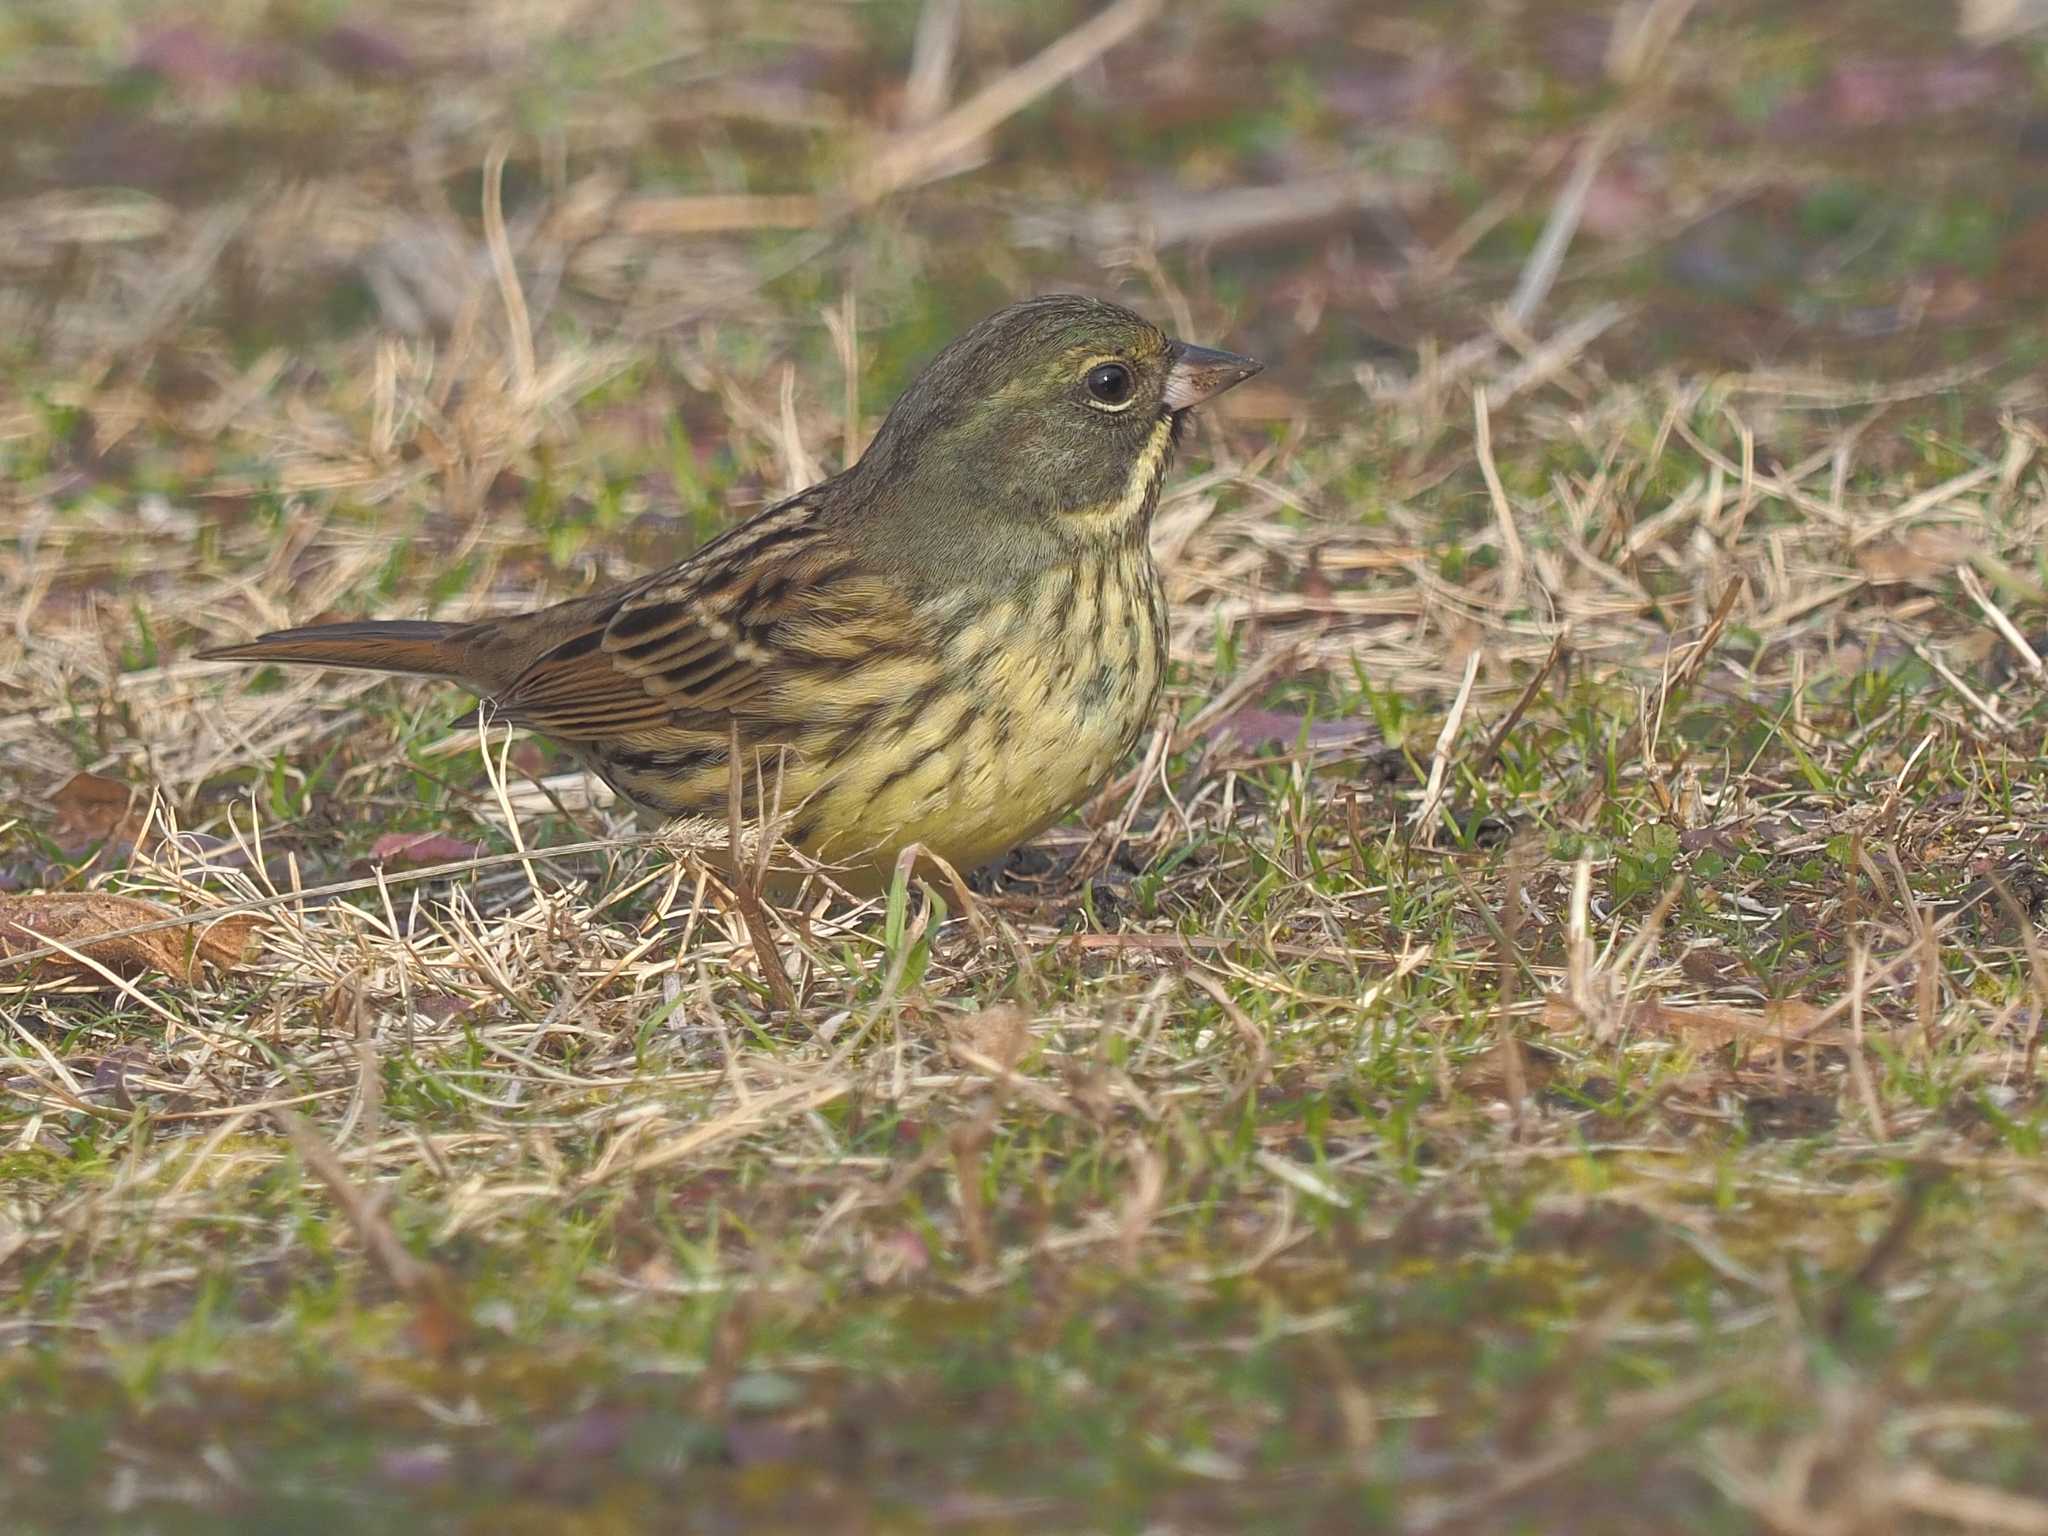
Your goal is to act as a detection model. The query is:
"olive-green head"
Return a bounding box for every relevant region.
[849,294,1261,560]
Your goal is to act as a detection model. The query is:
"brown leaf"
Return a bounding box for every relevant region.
[51,771,146,846]
[368,832,487,867]
[946,1002,1030,1068]
[86,1047,152,1110]
[1544,993,1847,1050]
[1300,552,1335,603]
[316,24,415,84]
[410,992,481,1025]
[1209,707,1381,753]
[1744,1092,1838,1139]
[1678,822,1749,856]
[134,23,297,92]
[1680,949,1745,987]
[1580,163,1663,241]
[1853,527,1980,586]
[0,891,259,985]
[1643,1000,1842,1049]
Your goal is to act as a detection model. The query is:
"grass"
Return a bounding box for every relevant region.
[10,0,2048,1531]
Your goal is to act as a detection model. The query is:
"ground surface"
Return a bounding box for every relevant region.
[8,2,2048,1532]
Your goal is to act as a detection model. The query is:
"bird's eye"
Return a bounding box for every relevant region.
[1084,361,1135,410]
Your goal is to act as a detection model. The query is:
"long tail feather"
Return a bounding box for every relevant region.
[199,620,473,680]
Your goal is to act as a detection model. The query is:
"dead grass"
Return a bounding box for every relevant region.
[9,1,2048,1531]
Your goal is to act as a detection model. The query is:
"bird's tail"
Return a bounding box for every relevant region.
[199,620,475,680]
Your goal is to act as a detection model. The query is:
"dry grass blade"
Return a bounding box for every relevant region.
[14,6,2048,1525]
[1405,1367,1755,1533]
[1567,575,1741,821]
[611,193,825,235]
[612,1079,851,1182]
[481,139,536,402]
[853,0,1166,201]
[901,0,966,128]
[1890,1468,2048,1534]
[1471,386,1527,607]
[1410,649,1481,842]
[275,1109,446,1302]
[1959,563,2045,680]
[1021,169,1398,251]
[0,836,649,975]
[1505,118,1619,328]
[1823,1166,1942,1338]
[723,723,799,1018]
[1472,632,1568,777]
[1182,965,1272,1104]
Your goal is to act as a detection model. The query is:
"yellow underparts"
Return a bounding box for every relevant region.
[781,570,1155,885]
[616,417,1173,890]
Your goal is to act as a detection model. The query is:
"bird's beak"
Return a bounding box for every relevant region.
[1163,340,1263,411]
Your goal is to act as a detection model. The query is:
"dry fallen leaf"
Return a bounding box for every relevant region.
[1300,551,1336,603]
[946,1001,1030,1067]
[368,831,488,868]
[1207,706,1382,753]
[1853,527,1981,586]
[51,771,147,847]
[0,891,261,985]
[1542,994,1847,1050]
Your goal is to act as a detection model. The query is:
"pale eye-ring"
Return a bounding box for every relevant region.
[1084,361,1136,410]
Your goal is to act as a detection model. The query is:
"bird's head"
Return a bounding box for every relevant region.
[849,294,1261,566]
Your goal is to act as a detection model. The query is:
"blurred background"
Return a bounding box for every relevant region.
[14,0,2048,854]
[5,0,2046,525]
[17,9,2048,1528]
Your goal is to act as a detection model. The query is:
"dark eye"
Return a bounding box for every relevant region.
[1085,361,1135,408]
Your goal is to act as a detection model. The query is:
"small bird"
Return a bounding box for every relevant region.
[202,295,1261,890]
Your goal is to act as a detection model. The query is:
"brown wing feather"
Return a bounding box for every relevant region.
[482,497,856,742]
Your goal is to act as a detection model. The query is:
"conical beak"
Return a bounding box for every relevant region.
[1164,340,1263,410]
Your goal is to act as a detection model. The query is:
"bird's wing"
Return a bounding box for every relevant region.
[486,500,909,742]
